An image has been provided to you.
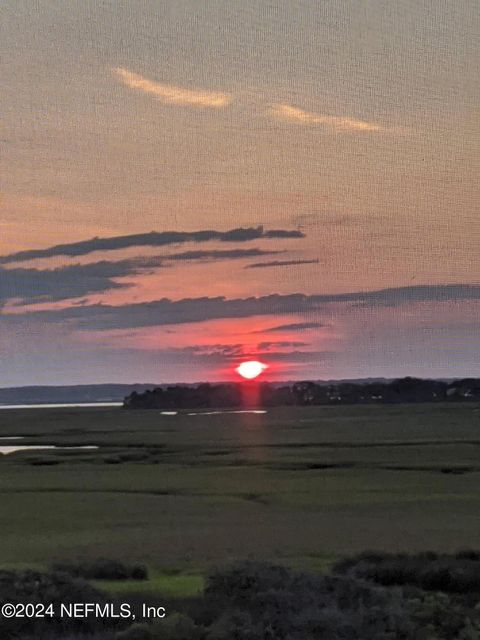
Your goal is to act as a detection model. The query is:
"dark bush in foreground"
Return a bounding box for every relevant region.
[28,635,116,640]
[202,561,413,639]
[115,614,203,640]
[112,561,414,640]
[51,558,148,581]
[116,624,154,640]
[0,569,110,639]
[333,550,480,594]
[8,558,480,640]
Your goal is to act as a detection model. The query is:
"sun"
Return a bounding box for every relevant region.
[236,360,268,380]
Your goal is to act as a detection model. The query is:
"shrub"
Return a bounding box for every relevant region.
[203,561,413,640]
[0,569,109,639]
[33,635,116,640]
[456,550,480,561]
[130,565,149,580]
[156,613,204,640]
[116,623,153,640]
[332,551,480,594]
[115,615,203,640]
[51,558,148,581]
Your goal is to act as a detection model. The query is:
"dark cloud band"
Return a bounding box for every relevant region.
[0,226,304,264]
[257,322,327,333]
[7,284,480,330]
[245,259,319,269]
[0,248,282,304]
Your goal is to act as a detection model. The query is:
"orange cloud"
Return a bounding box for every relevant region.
[270,103,385,132]
[113,67,232,108]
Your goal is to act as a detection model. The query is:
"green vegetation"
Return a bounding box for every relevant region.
[1,403,480,638]
[4,560,480,639]
[334,550,480,592]
[94,571,203,598]
[0,403,479,579]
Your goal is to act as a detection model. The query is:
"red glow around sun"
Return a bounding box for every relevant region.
[236,360,268,380]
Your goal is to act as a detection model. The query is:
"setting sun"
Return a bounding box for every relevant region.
[236,360,268,380]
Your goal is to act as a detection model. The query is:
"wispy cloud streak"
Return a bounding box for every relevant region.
[113,67,232,108]
[271,104,385,132]
[255,322,327,333]
[245,259,319,269]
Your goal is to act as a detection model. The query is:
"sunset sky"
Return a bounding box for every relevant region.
[1,0,479,386]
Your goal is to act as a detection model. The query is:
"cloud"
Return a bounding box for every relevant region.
[257,322,328,333]
[185,344,244,357]
[0,262,133,304]
[257,341,308,350]
[0,248,282,304]
[240,350,332,364]
[166,248,285,262]
[270,104,385,132]
[8,284,480,330]
[113,67,232,108]
[245,259,319,269]
[0,227,304,264]
[104,344,329,366]
[153,345,327,364]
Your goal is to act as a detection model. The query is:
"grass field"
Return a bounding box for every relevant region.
[1,403,479,595]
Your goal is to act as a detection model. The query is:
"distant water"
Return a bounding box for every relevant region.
[0,445,99,455]
[0,402,123,410]
[187,410,267,415]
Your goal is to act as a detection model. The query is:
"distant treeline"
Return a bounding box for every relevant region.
[0,383,157,405]
[124,377,480,409]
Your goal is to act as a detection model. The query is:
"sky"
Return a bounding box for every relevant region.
[1,0,479,386]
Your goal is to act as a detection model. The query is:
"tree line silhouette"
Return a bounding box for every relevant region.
[124,377,480,409]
